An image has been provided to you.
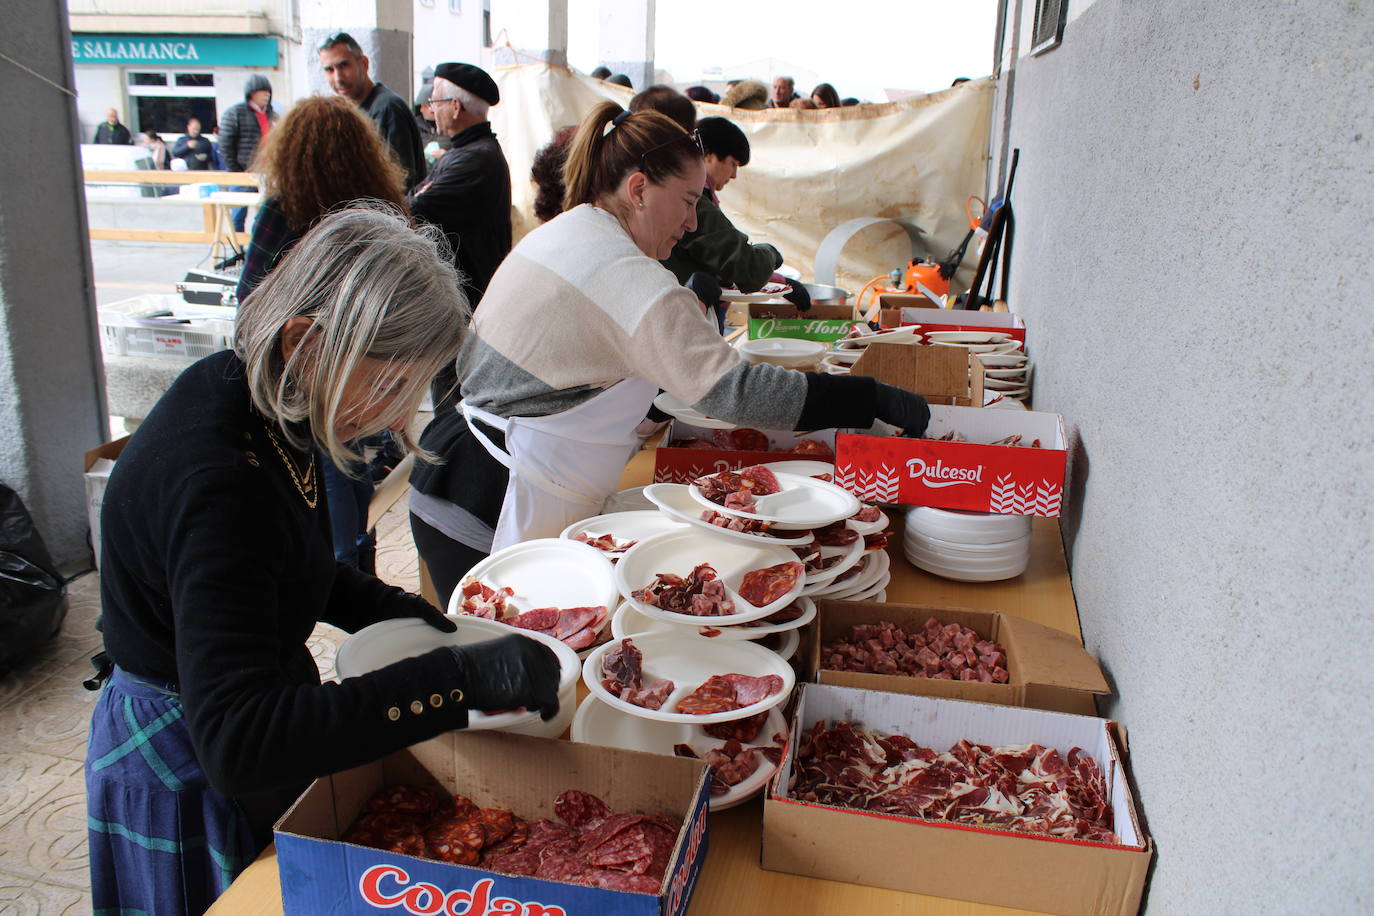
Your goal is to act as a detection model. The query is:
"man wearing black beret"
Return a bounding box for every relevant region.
[407,62,512,311]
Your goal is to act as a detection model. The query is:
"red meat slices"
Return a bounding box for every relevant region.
[693,465,782,514]
[699,509,774,534]
[863,532,891,551]
[820,618,1009,683]
[713,427,771,451]
[571,531,638,557]
[789,438,834,457]
[677,673,783,715]
[601,638,676,710]
[742,600,806,628]
[457,578,514,619]
[617,678,676,710]
[852,504,883,523]
[632,563,734,616]
[704,711,768,742]
[737,561,803,607]
[554,789,613,829]
[812,521,859,546]
[510,605,609,650]
[789,722,1116,843]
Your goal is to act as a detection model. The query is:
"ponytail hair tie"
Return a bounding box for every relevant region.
[602,108,632,136]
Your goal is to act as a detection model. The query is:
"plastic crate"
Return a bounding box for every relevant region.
[98,294,235,361]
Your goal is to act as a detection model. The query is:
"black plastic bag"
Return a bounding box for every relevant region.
[0,483,68,676]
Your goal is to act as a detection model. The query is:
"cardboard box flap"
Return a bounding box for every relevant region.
[848,343,983,406]
[1001,616,1110,694]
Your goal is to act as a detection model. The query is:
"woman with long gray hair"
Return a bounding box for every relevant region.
[85,206,561,915]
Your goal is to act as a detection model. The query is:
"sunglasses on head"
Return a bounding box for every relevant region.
[638,129,704,173]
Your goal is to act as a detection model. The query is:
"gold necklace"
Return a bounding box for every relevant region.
[263,424,319,509]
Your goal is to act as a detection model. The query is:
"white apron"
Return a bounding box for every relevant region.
[461,377,659,552]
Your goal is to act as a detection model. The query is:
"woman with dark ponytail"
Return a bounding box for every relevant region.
[408,102,932,603]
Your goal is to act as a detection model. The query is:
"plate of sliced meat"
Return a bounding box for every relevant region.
[336,616,580,731]
[643,483,816,547]
[571,697,788,810]
[652,391,736,429]
[759,459,835,480]
[616,529,806,624]
[789,522,865,588]
[449,538,618,651]
[689,467,860,528]
[611,596,815,642]
[560,511,687,562]
[582,634,795,724]
[805,549,891,599]
[846,504,889,537]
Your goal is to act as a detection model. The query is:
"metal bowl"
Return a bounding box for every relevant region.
[801,283,851,307]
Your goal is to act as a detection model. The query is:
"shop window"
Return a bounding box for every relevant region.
[1031,0,1067,55]
[127,70,218,135]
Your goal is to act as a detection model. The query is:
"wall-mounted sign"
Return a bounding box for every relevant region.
[72,35,278,68]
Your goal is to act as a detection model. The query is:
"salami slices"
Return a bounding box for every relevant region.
[736,561,803,607]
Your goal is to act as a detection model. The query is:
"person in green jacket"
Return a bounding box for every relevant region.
[661,116,783,297]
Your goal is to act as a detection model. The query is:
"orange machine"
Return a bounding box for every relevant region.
[855,197,986,320]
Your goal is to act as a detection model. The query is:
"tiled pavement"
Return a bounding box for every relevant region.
[0,497,422,914]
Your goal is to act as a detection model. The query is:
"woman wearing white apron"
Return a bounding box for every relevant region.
[409,103,931,605]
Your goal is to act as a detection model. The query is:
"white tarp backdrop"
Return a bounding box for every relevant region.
[487,64,995,301]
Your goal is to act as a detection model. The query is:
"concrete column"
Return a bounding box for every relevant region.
[599,0,654,91]
[0,3,108,569]
[492,0,568,69]
[300,0,415,102]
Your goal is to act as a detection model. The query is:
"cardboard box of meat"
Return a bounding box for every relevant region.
[274,731,711,916]
[762,684,1152,915]
[805,601,1109,714]
[833,404,1068,516]
[875,293,1028,344]
[652,421,840,485]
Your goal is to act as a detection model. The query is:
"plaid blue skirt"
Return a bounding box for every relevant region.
[86,667,256,915]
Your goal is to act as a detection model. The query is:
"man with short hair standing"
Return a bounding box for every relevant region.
[318,32,426,190]
[407,62,511,308]
[94,108,132,144]
[768,75,799,108]
[172,118,214,170]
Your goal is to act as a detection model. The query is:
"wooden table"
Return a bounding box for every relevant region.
[208,447,1089,915]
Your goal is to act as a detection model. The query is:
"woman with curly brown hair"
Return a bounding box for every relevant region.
[235,94,409,302]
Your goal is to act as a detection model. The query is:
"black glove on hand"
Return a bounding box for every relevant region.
[874,382,931,438]
[383,600,457,633]
[685,271,722,309]
[449,634,562,721]
[783,281,812,313]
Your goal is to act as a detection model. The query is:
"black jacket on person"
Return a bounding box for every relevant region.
[94,122,132,144]
[219,77,277,172]
[98,350,471,813]
[407,120,512,307]
[172,134,215,170]
[362,82,426,191]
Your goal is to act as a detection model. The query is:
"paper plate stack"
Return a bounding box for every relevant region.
[904,506,1033,582]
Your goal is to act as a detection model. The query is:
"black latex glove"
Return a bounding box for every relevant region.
[685,271,722,309]
[448,634,562,721]
[381,599,457,633]
[874,382,931,438]
[783,281,811,312]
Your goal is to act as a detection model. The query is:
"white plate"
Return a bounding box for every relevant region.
[652,391,735,430]
[983,376,1029,391]
[759,459,835,480]
[612,596,816,641]
[615,529,806,624]
[450,538,619,623]
[824,562,893,601]
[925,330,1012,344]
[643,483,816,547]
[823,348,863,365]
[581,632,796,724]
[793,527,865,588]
[570,697,787,811]
[752,626,801,662]
[559,511,688,558]
[927,339,1018,354]
[846,508,890,537]
[601,486,658,513]
[720,283,792,303]
[843,578,891,603]
[976,353,1029,368]
[336,617,580,731]
[739,338,827,369]
[689,470,861,528]
[984,366,1030,379]
[835,327,922,349]
[805,550,890,598]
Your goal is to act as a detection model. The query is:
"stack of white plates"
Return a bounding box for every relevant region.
[903,507,1032,582]
[922,332,1033,404]
[739,337,827,369]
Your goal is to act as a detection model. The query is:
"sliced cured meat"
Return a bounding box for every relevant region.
[863,532,891,551]
[362,784,446,818]
[699,509,775,534]
[742,601,806,628]
[812,521,859,546]
[789,438,834,457]
[632,563,734,616]
[618,677,675,710]
[481,817,528,858]
[478,808,516,847]
[723,490,757,512]
[571,531,638,557]
[668,436,718,450]
[554,790,614,829]
[694,465,781,513]
[719,673,783,706]
[704,711,768,743]
[821,618,1009,683]
[737,561,803,607]
[703,739,760,788]
[552,606,606,641]
[343,811,426,854]
[713,427,770,451]
[457,578,514,619]
[423,815,485,864]
[509,606,561,631]
[738,464,781,493]
[601,638,643,692]
[852,504,883,523]
[676,675,740,715]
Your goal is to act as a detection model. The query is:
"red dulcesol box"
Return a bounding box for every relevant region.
[762,684,1152,915]
[876,293,1028,345]
[652,422,840,484]
[833,404,1068,517]
[274,731,711,916]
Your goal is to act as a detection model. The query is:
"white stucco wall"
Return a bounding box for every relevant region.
[992,0,1374,910]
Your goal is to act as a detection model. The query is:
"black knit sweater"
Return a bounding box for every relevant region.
[99,351,471,804]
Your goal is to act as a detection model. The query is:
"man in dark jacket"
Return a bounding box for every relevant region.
[318,33,426,190]
[407,62,511,308]
[94,108,132,144]
[171,118,214,170]
[218,75,277,231]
